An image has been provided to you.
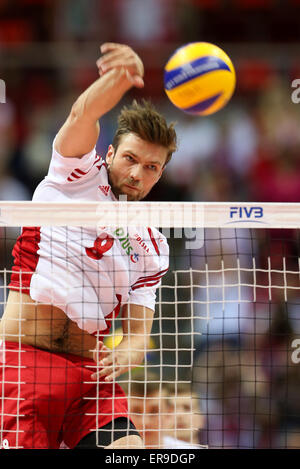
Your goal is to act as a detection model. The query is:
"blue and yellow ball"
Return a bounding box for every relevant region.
[104,328,156,350]
[164,42,236,116]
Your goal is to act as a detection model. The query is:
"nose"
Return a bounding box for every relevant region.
[130,164,143,182]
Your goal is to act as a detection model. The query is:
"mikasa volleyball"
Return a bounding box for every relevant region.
[164,42,236,116]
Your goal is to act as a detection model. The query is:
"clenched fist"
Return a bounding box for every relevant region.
[96,43,144,89]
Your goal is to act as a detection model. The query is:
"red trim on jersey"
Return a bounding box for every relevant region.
[131,279,161,291]
[95,155,103,170]
[9,227,41,295]
[134,268,168,283]
[69,172,82,180]
[66,155,104,182]
[147,227,160,256]
[103,294,122,333]
[131,268,168,291]
[74,168,86,176]
[132,276,164,290]
[92,294,122,340]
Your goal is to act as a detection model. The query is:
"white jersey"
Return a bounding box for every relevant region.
[9,138,169,335]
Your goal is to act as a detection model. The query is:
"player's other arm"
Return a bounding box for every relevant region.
[55,43,144,158]
[91,304,154,381]
[119,302,154,366]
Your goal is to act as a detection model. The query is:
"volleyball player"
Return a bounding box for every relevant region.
[0,43,177,449]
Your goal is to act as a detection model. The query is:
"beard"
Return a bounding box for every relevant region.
[107,166,144,201]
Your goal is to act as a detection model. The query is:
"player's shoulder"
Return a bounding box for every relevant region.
[44,134,106,186]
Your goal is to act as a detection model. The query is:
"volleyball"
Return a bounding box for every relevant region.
[104,328,124,349]
[104,329,156,350]
[164,42,236,116]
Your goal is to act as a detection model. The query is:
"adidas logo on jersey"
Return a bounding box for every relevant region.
[99,185,110,196]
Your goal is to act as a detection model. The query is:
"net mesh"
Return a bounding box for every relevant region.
[0,203,300,449]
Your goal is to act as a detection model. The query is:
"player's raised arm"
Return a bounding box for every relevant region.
[55,43,144,159]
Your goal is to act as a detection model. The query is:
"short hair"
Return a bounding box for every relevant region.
[166,382,194,396]
[164,382,202,412]
[112,99,177,166]
[124,369,162,397]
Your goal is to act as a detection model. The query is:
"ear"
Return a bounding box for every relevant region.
[158,165,165,179]
[105,145,115,165]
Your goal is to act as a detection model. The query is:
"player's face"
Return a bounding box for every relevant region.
[106,133,167,201]
[128,396,145,436]
[169,393,204,441]
[129,391,172,448]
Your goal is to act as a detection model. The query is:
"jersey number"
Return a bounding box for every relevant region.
[85,234,114,260]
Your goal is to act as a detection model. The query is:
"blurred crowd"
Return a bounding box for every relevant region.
[0,0,300,449]
[1,0,300,204]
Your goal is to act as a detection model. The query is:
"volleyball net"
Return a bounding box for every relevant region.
[0,202,300,449]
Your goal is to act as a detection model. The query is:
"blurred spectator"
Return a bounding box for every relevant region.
[279,427,300,449]
[126,370,173,449]
[116,0,179,44]
[254,302,300,447]
[166,114,220,187]
[225,107,258,178]
[192,227,259,347]
[126,369,204,449]
[0,98,30,200]
[195,340,276,448]
[247,80,300,202]
[164,382,206,448]
[248,143,300,202]
[54,0,102,41]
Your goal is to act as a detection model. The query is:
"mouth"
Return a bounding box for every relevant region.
[124,184,139,192]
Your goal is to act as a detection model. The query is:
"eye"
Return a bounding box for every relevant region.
[147,165,157,171]
[125,154,135,162]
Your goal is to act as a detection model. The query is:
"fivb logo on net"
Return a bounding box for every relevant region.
[96,196,205,250]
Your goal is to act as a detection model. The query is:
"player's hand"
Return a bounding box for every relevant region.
[91,340,144,382]
[96,43,144,89]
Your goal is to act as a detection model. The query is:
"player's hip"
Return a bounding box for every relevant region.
[0,340,129,449]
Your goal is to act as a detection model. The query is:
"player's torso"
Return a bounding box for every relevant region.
[9,158,165,335]
[2,219,160,358]
[1,290,98,358]
[30,224,156,330]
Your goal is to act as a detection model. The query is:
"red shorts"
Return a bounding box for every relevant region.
[0,341,129,449]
